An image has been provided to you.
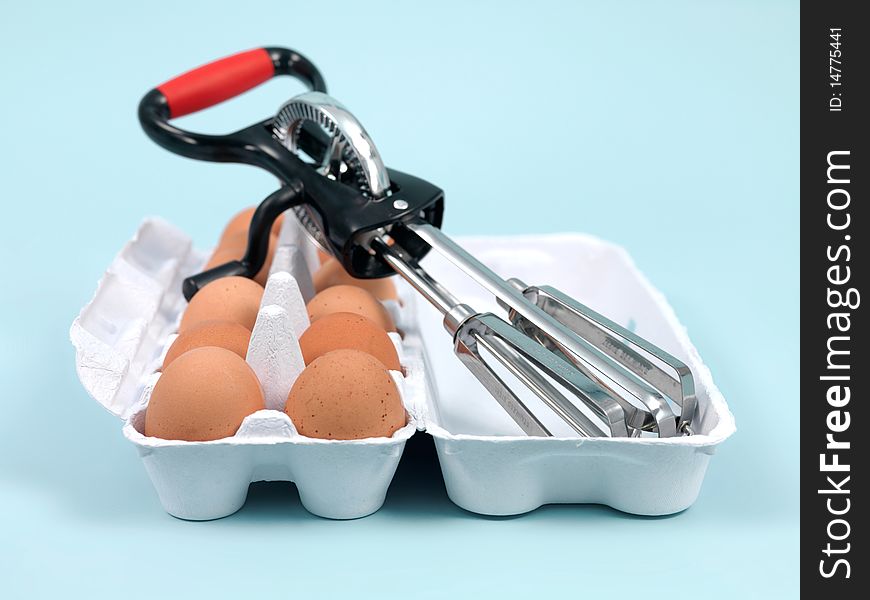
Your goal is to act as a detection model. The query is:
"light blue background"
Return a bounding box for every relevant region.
[0,1,798,598]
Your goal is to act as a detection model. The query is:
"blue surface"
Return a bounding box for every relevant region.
[0,1,798,598]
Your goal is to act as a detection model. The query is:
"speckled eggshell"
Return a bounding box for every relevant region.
[284,349,405,440]
[299,312,401,371]
[313,258,398,301]
[162,320,252,369]
[306,285,395,332]
[179,276,263,333]
[145,346,265,441]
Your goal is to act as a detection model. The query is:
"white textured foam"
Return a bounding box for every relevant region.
[246,305,306,412]
[270,246,314,304]
[260,271,309,339]
[276,214,320,283]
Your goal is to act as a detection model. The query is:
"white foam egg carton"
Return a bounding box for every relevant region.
[71,218,734,520]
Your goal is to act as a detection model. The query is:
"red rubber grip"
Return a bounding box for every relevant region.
[157,48,275,118]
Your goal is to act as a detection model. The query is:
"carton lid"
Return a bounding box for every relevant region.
[70,218,201,419]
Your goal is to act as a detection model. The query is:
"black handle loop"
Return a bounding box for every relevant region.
[138,47,327,164]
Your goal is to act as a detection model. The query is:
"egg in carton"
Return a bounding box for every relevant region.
[72,218,735,520]
[72,216,431,520]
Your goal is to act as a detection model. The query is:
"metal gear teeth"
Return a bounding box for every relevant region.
[273,100,373,197]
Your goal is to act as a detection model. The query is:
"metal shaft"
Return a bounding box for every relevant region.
[372,235,615,438]
[372,237,458,315]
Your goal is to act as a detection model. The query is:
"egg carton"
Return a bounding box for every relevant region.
[71,218,735,520]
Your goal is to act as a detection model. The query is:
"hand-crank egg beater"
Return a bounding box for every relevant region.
[139,47,696,439]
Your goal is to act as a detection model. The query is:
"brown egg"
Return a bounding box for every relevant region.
[272,212,285,235]
[285,349,405,440]
[204,246,240,271]
[313,259,398,301]
[179,276,263,333]
[219,206,283,244]
[299,312,401,371]
[207,230,277,286]
[145,346,265,441]
[306,285,395,332]
[162,320,252,369]
[316,249,332,265]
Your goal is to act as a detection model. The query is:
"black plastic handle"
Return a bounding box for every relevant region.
[138,47,327,163]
